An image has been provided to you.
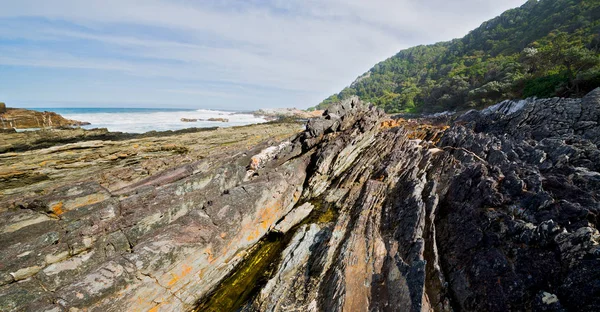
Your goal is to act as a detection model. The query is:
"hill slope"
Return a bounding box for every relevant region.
[316,0,600,113]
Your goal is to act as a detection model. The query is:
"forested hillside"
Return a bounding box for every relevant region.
[315,0,600,113]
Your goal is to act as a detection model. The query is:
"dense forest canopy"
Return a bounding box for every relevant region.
[314,0,600,113]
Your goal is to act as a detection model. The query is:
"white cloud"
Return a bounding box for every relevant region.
[0,0,527,108]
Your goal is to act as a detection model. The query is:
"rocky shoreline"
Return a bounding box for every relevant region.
[0,106,90,130]
[181,118,230,123]
[252,107,324,121]
[1,90,599,311]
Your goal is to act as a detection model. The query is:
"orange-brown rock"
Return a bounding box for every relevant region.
[0,107,89,129]
[254,108,324,120]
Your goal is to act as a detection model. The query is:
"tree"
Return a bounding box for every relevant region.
[315,0,600,112]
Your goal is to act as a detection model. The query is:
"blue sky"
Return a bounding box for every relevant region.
[0,0,526,110]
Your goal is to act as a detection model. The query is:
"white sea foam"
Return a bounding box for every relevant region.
[61,109,266,133]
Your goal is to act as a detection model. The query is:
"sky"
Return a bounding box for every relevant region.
[0,0,527,110]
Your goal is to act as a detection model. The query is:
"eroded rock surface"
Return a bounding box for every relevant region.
[253,108,324,120]
[0,121,303,311]
[0,107,89,129]
[1,90,599,311]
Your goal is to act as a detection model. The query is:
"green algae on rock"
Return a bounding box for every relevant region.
[194,232,286,312]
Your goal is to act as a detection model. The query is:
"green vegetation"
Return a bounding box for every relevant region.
[315,0,600,113]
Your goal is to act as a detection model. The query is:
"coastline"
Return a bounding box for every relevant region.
[0,107,90,130]
[1,119,304,199]
[1,91,600,310]
[1,106,270,133]
[1,105,324,133]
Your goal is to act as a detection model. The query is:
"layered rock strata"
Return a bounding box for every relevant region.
[0,108,89,130]
[253,108,324,121]
[1,90,599,311]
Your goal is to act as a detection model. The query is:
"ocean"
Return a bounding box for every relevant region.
[29,107,267,133]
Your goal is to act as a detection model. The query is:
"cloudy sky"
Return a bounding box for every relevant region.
[0,0,526,109]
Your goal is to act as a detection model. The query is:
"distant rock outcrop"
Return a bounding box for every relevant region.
[1,90,599,311]
[206,117,229,122]
[0,106,89,129]
[181,118,230,122]
[254,108,324,120]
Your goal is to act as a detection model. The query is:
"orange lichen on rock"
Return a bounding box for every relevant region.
[399,119,449,142]
[380,119,402,129]
[245,198,284,242]
[250,157,261,170]
[204,247,215,263]
[51,202,64,215]
[67,193,110,211]
[167,264,192,287]
[380,117,449,143]
[148,305,160,312]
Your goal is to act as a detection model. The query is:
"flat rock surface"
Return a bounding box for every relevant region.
[1,122,302,204]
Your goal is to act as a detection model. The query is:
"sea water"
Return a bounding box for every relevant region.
[28,107,267,133]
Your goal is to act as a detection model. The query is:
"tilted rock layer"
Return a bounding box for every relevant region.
[1,90,599,311]
[0,107,89,130]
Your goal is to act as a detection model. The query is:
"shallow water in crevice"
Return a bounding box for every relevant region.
[193,231,286,312]
[193,198,338,312]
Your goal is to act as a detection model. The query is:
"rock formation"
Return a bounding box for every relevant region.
[180,118,198,122]
[1,90,599,311]
[254,108,324,120]
[181,118,231,123]
[0,107,89,130]
[206,118,229,122]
